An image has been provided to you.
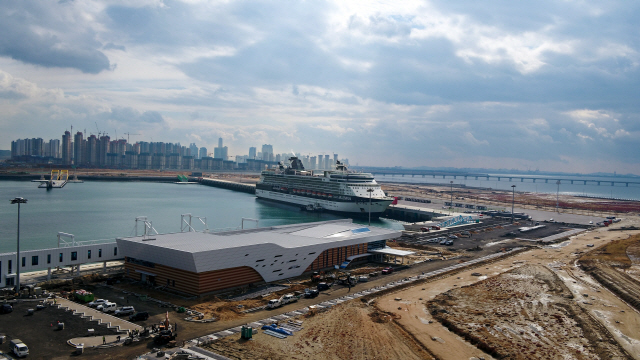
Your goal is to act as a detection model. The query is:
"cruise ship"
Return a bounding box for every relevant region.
[255,157,394,217]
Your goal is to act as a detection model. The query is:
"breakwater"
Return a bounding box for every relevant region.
[199,178,256,194]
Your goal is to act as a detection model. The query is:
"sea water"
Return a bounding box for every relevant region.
[0,181,402,253]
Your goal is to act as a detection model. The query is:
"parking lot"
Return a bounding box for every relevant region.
[399,218,576,252]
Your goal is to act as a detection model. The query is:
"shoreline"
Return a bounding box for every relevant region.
[2,171,639,214]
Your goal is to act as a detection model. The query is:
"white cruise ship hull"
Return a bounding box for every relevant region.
[256,189,392,216]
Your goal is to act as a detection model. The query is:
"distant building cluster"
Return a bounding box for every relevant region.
[9,132,348,171]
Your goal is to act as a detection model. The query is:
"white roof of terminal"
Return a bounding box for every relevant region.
[117,219,398,253]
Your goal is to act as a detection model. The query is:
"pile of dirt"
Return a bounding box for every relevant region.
[203,302,431,360]
[427,264,631,359]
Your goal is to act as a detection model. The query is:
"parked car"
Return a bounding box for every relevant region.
[10,339,29,358]
[304,289,319,298]
[382,267,394,274]
[358,276,369,282]
[317,282,330,291]
[439,239,447,245]
[114,306,136,316]
[267,299,282,309]
[0,304,12,314]
[448,235,458,239]
[88,299,108,308]
[445,240,453,246]
[99,302,117,313]
[129,311,149,321]
[281,294,298,304]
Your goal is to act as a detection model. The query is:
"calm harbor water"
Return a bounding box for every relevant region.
[0,181,402,253]
[378,173,640,201]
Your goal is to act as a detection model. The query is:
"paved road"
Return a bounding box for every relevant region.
[396,199,605,225]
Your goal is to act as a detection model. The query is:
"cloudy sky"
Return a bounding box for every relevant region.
[1,0,639,174]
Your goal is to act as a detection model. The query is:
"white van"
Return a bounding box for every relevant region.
[10,339,29,358]
[100,302,117,313]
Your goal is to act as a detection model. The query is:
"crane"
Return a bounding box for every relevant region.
[124,132,140,143]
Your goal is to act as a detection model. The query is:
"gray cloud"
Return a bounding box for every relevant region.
[1,1,640,173]
[0,1,111,73]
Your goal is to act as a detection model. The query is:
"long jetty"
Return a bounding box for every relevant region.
[199,178,256,194]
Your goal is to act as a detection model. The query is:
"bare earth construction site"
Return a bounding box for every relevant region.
[192,210,640,359]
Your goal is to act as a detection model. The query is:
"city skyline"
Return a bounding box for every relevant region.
[9,130,346,171]
[1,1,639,173]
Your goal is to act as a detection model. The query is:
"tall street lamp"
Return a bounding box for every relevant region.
[450,181,454,214]
[556,180,561,213]
[367,188,374,226]
[11,197,27,294]
[511,185,516,223]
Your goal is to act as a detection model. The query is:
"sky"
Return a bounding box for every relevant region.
[1,0,639,174]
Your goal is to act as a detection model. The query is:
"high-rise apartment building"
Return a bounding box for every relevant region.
[199,147,207,159]
[47,139,60,158]
[98,135,110,166]
[249,147,256,159]
[73,131,84,165]
[189,143,199,159]
[261,144,273,161]
[87,135,98,165]
[317,154,323,169]
[62,131,72,165]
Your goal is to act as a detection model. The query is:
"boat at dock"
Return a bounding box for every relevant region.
[255,157,394,217]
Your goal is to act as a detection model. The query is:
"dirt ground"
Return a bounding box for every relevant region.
[373,218,640,360]
[203,301,432,360]
[382,183,640,214]
[428,264,630,359]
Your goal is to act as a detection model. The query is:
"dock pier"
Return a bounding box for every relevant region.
[199,178,256,194]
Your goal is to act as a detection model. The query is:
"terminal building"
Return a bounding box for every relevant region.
[117,219,402,296]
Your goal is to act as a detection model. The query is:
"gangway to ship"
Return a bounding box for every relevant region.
[435,215,475,228]
[37,170,69,189]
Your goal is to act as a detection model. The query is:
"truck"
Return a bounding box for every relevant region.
[281,294,298,304]
[267,298,282,309]
[10,339,29,358]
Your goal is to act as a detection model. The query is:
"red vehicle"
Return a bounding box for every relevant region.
[382,267,394,274]
[431,225,440,230]
[420,227,430,232]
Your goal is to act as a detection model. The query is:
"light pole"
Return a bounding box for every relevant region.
[556,180,561,213]
[450,181,454,214]
[367,188,374,226]
[11,197,27,294]
[511,185,516,223]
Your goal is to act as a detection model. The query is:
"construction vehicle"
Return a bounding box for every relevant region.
[154,312,176,344]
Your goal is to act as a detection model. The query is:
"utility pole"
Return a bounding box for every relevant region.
[367,188,374,226]
[11,197,27,294]
[511,185,516,223]
[556,180,561,213]
[450,181,454,214]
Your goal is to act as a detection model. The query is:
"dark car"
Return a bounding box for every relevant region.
[129,311,149,321]
[317,282,330,291]
[304,290,319,298]
[0,304,12,314]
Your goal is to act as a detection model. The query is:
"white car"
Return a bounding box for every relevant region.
[114,306,136,316]
[98,302,117,313]
[88,299,108,308]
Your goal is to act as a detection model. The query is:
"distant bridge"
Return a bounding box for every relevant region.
[356,169,640,187]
